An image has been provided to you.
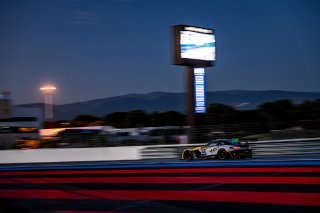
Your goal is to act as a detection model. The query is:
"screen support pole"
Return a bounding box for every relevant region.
[187,66,196,143]
[186,66,207,144]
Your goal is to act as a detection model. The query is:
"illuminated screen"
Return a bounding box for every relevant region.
[194,68,206,113]
[180,31,215,61]
[173,25,216,67]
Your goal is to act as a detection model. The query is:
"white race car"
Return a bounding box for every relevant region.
[181,139,253,160]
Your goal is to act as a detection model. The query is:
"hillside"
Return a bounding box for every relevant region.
[15,90,320,120]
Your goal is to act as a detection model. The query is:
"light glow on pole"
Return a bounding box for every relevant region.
[40,86,56,93]
[40,85,56,121]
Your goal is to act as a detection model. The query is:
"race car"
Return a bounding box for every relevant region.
[181,139,253,160]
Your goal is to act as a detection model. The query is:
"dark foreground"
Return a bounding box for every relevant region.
[0,157,320,213]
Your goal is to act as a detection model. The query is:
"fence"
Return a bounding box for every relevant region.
[1,120,320,150]
[140,138,320,159]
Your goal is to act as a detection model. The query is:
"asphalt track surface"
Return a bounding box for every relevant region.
[0,156,320,213]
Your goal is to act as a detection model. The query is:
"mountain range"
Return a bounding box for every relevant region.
[16,90,320,120]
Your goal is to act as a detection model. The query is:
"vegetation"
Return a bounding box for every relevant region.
[53,99,320,129]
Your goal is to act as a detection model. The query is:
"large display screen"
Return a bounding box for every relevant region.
[173,25,216,67]
[180,31,215,61]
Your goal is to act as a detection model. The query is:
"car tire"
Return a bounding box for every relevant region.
[217,149,228,160]
[183,150,194,160]
[189,151,194,160]
[230,152,240,159]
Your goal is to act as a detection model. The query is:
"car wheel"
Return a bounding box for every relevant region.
[217,149,228,160]
[230,152,240,159]
[194,150,201,159]
[189,151,194,160]
[183,150,194,160]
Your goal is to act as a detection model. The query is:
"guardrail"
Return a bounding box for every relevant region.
[250,138,320,156]
[140,138,320,159]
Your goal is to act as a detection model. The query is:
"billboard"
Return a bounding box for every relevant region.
[173,25,216,67]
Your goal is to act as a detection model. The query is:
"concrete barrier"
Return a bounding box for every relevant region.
[0,146,143,164]
[1,138,320,164]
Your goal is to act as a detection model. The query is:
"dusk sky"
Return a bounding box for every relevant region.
[1,0,319,105]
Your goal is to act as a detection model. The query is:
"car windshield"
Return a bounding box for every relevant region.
[206,141,218,146]
[220,141,233,145]
[206,140,235,146]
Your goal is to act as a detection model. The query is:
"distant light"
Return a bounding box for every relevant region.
[233,102,250,108]
[40,85,56,93]
[18,127,37,132]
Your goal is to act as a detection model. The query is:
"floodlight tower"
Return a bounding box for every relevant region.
[40,85,56,127]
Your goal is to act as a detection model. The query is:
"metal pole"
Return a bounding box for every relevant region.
[187,66,196,143]
[44,93,53,121]
[40,86,56,128]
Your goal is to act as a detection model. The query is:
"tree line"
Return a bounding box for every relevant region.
[54,99,320,128]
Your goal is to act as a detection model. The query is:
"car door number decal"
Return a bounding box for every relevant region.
[201,146,218,155]
[201,149,206,155]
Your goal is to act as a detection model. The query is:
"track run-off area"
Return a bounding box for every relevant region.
[1,156,320,213]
